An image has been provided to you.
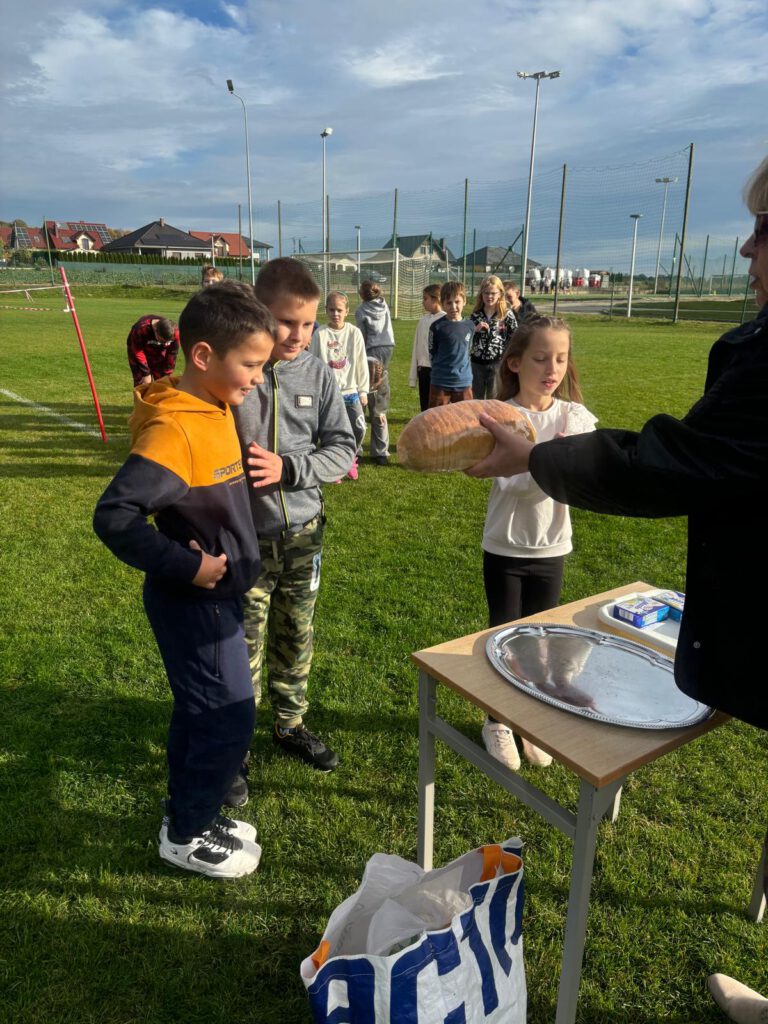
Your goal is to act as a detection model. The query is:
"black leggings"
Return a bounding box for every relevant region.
[483,550,565,628]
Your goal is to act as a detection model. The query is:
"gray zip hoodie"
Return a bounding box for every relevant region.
[355,297,395,352]
[233,351,356,538]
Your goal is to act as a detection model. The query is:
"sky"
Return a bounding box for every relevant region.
[2,0,767,272]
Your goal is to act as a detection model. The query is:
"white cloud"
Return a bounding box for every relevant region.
[345,37,461,87]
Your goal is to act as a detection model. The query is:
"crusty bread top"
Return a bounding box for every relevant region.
[397,399,535,473]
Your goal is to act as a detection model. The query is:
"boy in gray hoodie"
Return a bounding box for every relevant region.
[232,260,356,787]
[355,280,395,464]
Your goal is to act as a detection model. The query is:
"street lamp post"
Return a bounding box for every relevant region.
[627,214,642,318]
[653,176,677,294]
[226,80,256,286]
[321,127,333,295]
[355,224,361,283]
[517,69,560,297]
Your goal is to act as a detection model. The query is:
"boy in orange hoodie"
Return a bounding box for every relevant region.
[94,281,274,878]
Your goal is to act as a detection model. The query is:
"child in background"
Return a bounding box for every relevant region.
[310,292,369,480]
[126,315,179,388]
[480,315,597,770]
[469,275,518,400]
[355,280,395,465]
[408,284,442,412]
[427,281,474,406]
[503,280,537,323]
[233,259,355,788]
[94,282,275,877]
[202,265,224,287]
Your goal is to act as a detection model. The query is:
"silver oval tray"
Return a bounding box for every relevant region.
[486,623,713,729]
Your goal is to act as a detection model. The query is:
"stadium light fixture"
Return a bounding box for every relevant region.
[321,128,333,294]
[517,70,561,296]
[653,177,678,294]
[628,214,643,318]
[227,79,256,285]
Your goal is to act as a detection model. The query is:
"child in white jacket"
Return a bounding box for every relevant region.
[311,292,369,480]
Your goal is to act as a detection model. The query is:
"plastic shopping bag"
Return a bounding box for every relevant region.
[300,838,525,1024]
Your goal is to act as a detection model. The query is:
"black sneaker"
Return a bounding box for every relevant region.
[223,773,249,808]
[372,456,390,466]
[273,724,339,772]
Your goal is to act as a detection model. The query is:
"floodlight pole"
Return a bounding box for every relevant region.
[653,177,677,294]
[355,225,361,282]
[517,69,560,297]
[627,214,642,318]
[227,80,256,285]
[321,127,333,296]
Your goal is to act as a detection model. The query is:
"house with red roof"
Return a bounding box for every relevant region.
[188,230,272,263]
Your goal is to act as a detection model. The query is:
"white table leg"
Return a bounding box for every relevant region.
[748,828,767,923]
[556,777,624,1024]
[607,786,623,823]
[417,669,436,871]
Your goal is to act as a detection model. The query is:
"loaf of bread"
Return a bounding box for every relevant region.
[397,400,535,473]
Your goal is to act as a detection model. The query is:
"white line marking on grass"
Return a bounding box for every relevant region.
[0,388,104,439]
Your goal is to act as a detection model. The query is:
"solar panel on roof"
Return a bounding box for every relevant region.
[15,226,32,248]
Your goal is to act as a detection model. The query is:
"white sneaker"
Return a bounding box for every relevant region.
[159,822,262,878]
[521,738,553,767]
[481,718,521,771]
[708,974,768,1023]
[159,809,257,845]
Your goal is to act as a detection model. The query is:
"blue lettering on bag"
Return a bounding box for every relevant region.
[464,915,499,1015]
[308,958,375,1024]
[444,1006,467,1024]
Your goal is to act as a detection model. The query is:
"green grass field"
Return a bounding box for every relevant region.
[1,294,765,1023]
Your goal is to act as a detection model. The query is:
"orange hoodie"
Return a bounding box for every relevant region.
[93,378,260,599]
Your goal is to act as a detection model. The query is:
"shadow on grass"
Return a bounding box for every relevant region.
[2,903,315,1024]
[0,401,131,476]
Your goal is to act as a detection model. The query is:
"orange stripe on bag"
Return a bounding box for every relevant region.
[311,940,331,970]
[480,844,522,881]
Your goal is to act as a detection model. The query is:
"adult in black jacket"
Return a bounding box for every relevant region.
[468,156,768,1023]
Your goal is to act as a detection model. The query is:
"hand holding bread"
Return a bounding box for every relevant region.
[396,400,536,473]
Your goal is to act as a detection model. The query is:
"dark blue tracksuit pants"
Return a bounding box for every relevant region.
[143,583,255,837]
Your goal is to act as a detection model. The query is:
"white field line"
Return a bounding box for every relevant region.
[0,388,103,439]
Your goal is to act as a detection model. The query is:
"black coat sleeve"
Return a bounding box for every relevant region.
[530,333,768,518]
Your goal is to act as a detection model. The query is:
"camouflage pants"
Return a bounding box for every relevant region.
[242,516,324,727]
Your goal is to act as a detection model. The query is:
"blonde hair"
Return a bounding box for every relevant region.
[744,156,768,214]
[495,316,583,403]
[326,291,348,308]
[472,275,508,319]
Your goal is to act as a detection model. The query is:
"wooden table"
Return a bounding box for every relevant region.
[412,581,765,1024]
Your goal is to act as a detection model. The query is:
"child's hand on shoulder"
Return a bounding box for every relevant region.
[247,442,284,488]
[189,539,227,589]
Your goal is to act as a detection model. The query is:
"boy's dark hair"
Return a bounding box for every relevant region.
[359,280,382,301]
[254,258,321,307]
[502,280,520,295]
[440,280,466,304]
[178,280,276,357]
[155,317,177,342]
[423,284,441,301]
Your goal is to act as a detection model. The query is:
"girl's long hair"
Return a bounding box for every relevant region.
[495,316,583,403]
[472,275,508,319]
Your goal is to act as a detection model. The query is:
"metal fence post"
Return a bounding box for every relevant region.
[740,273,751,324]
[698,234,709,296]
[553,163,567,318]
[392,188,398,253]
[728,236,739,295]
[393,247,400,319]
[277,200,283,258]
[462,178,469,286]
[673,143,694,324]
[237,204,243,279]
[470,227,477,299]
